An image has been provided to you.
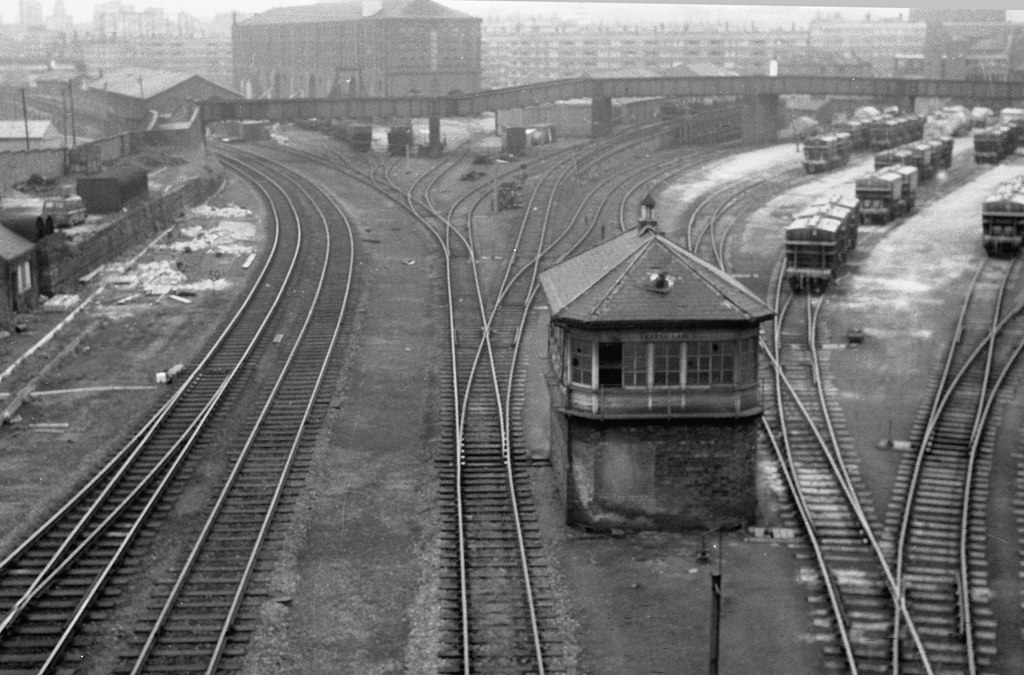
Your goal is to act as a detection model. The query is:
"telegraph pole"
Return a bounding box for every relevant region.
[68,81,77,146]
[21,88,30,150]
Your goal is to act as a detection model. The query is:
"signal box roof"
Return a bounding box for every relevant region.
[539,225,772,329]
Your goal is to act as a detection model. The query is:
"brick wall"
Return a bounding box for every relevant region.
[561,416,759,532]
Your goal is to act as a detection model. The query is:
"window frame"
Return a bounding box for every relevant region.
[567,336,594,387]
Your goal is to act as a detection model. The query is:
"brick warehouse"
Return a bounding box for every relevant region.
[538,197,773,531]
[232,0,481,99]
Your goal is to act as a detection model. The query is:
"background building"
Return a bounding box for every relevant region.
[807,13,926,77]
[480,17,809,88]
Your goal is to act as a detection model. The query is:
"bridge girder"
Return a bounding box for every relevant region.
[200,76,1024,123]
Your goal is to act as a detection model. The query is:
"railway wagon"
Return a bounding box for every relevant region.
[933,136,954,169]
[974,125,1014,163]
[998,111,1024,150]
[832,120,868,150]
[387,125,414,156]
[800,194,862,226]
[893,165,919,212]
[869,115,923,151]
[856,170,911,224]
[784,213,856,293]
[817,202,860,249]
[802,133,851,173]
[869,118,902,151]
[982,183,1024,256]
[874,146,912,171]
[906,142,937,180]
[331,120,373,152]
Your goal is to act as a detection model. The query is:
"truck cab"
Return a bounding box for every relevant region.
[41,195,87,228]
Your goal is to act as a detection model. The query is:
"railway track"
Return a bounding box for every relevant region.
[887,258,1024,674]
[0,147,355,672]
[688,175,936,673]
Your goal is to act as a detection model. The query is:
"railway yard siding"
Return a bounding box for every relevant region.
[5,119,1024,674]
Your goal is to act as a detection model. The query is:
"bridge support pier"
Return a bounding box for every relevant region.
[741,94,782,144]
[591,96,614,137]
[428,116,443,155]
[898,95,917,115]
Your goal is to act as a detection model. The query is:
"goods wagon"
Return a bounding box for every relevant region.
[893,166,919,212]
[906,142,937,180]
[982,178,1024,256]
[933,136,954,169]
[784,205,859,294]
[505,126,528,155]
[832,120,869,151]
[974,125,1015,164]
[856,169,915,224]
[387,125,413,156]
[972,107,995,128]
[239,120,271,142]
[874,146,912,171]
[802,133,851,173]
[330,120,373,152]
[798,194,862,227]
[76,165,149,214]
[528,124,556,145]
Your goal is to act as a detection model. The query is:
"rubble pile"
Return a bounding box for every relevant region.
[189,204,252,219]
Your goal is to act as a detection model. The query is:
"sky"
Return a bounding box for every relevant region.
[0,0,1016,26]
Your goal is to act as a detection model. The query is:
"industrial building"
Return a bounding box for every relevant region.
[232,0,482,99]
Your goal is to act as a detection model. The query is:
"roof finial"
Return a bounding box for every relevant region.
[639,192,658,234]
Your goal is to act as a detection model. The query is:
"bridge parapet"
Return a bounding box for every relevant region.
[198,75,1024,140]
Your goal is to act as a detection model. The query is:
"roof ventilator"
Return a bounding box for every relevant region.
[646,270,674,294]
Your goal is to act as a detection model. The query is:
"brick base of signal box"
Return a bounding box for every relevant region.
[549,410,759,532]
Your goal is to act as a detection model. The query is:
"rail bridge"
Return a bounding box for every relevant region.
[200,75,1024,149]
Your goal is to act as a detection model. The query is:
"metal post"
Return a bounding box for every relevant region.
[492,162,498,213]
[708,529,723,675]
[709,572,721,675]
[21,88,30,150]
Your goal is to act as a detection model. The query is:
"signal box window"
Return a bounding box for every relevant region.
[652,342,682,386]
[622,343,647,388]
[569,337,593,386]
[687,341,736,385]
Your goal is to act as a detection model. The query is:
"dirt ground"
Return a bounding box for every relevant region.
[2,130,1021,674]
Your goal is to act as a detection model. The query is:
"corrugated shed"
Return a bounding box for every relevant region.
[539,226,772,326]
[241,1,363,24]
[0,224,35,261]
[88,69,192,99]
